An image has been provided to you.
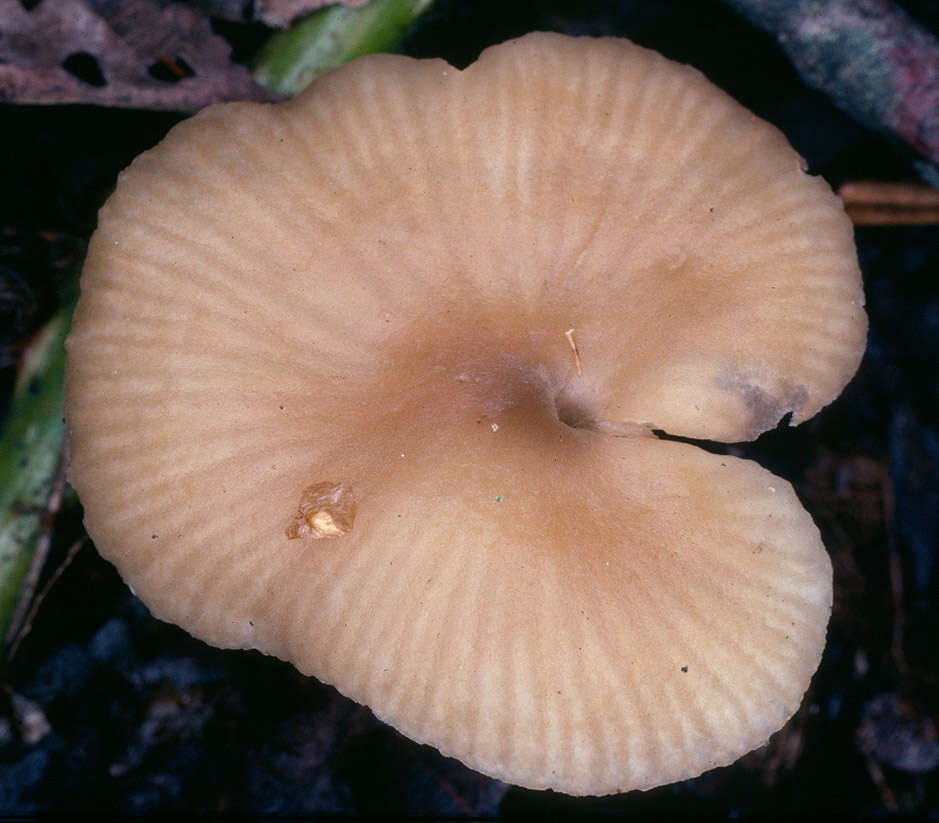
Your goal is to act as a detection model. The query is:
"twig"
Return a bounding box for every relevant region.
[839,181,939,225]
[880,467,910,678]
[5,534,87,662]
[863,753,899,812]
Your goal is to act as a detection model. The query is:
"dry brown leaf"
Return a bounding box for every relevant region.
[256,0,368,28]
[197,0,369,29]
[0,0,280,111]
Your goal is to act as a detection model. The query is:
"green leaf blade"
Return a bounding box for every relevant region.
[253,0,435,98]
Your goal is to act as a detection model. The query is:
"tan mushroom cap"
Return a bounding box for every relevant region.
[65,33,866,795]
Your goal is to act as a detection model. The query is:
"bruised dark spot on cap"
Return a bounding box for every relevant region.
[720,373,808,438]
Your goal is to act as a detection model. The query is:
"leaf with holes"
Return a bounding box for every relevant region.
[0,0,279,111]
[203,0,372,29]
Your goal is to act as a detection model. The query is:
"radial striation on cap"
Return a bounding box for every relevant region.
[65,32,865,795]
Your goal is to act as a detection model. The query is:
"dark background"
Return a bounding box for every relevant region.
[2,0,938,816]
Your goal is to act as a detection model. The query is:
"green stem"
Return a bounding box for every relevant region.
[253,0,435,98]
[0,305,71,643]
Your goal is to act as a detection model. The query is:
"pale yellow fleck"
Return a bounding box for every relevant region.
[308,510,341,535]
[565,328,582,376]
[286,481,356,540]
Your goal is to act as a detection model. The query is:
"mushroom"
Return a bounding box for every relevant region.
[64,33,867,795]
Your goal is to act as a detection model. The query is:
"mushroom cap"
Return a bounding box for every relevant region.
[65,33,866,795]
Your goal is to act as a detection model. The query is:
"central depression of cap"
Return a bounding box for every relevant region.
[65,33,866,795]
